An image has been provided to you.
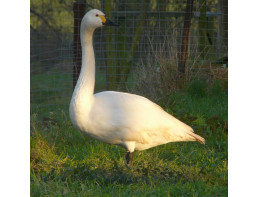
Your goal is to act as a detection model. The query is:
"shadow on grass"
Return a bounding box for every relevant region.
[32,160,208,187]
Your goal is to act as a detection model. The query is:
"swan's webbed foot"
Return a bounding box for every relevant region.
[126,151,134,167]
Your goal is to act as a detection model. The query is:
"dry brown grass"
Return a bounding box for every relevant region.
[133,32,228,100]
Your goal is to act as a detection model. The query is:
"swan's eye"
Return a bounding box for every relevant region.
[96,14,98,17]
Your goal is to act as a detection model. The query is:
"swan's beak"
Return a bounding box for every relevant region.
[100,15,119,26]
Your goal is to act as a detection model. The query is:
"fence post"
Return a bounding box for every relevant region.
[73,2,86,89]
[178,0,194,75]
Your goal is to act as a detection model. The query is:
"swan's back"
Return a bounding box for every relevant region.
[93,91,188,130]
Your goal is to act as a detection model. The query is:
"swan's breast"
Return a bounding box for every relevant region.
[69,95,93,132]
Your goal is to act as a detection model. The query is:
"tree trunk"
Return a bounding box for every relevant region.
[121,0,150,88]
[178,0,194,74]
[221,0,228,56]
[198,0,207,59]
[199,0,214,60]
[104,0,116,90]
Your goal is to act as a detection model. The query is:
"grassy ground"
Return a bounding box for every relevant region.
[30,78,228,196]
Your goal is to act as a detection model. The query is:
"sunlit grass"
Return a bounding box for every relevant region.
[30,85,227,196]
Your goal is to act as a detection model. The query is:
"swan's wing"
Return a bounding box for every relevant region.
[93,91,172,128]
[91,91,194,142]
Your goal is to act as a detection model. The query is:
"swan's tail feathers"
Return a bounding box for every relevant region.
[188,132,205,144]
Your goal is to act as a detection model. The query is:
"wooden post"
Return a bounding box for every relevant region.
[178,0,194,75]
[104,1,116,90]
[221,0,228,56]
[73,2,86,89]
[198,0,207,58]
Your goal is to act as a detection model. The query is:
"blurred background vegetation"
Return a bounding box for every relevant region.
[31,0,228,111]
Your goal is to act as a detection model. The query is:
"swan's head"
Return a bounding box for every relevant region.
[81,9,118,30]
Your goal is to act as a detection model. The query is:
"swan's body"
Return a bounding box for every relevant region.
[69,9,205,166]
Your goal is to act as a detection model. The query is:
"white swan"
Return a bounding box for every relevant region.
[69,9,205,166]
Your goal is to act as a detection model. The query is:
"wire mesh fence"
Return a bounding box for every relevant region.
[30,0,228,112]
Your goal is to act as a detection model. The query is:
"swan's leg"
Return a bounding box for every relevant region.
[126,151,134,167]
[123,141,135,166]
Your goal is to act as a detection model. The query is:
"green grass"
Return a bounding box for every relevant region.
[30,80,228,196]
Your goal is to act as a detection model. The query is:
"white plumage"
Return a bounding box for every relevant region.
[69,9,205,166]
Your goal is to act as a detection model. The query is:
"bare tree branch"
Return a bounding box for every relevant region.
[30,8,60,40]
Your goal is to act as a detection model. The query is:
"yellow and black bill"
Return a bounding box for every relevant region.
[99,15,119,26]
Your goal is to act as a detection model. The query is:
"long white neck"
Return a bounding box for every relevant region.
[72,27,95,103]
